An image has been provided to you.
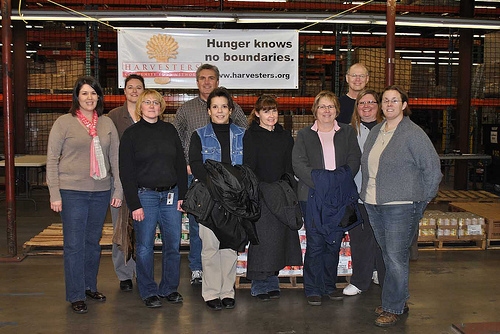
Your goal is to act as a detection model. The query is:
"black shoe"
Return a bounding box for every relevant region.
[71,300,88,314]
[120,279,133,292]
[307,295,322,306]
[221,298,235,309]
[143,296,162,308]
[160,292,183,304]
[85,290,106,302]
[268,290,281,299]
[206,298,222,311]
[327,290,344,301]
[255,293,271,301]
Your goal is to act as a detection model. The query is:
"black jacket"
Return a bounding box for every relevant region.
[182,160,260,252]
[246,174,303,279]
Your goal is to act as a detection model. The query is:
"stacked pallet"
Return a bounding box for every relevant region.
[433,190,500,203]
[418,210,486,250]
[484,31,500,97]
[28,59,86,91]
[23,223,114,254]
[354,48,412,93]
[449,202,500,249]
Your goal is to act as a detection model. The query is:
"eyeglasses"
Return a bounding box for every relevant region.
[358,100,378,106]
[348,74,368,79]
[382,99,402,105]
[318,105,335,111]
[142,100,161,106]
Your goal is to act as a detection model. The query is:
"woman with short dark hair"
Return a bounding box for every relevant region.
[189,87,245,311]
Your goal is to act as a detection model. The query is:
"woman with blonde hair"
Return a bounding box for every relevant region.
[292,90,361,306]
[342,89,385,297]
[119,89,187,308]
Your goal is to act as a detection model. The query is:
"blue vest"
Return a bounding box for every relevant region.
[196,122,244,165]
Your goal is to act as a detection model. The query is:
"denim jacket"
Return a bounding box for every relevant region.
[196,122,245,165]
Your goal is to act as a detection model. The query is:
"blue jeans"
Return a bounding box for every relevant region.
[60,189,111,303]
[251,276,280,296]
[134,187,182,299]
[187,174,202,272]
[365,202,426,315]
[300,201,344,297]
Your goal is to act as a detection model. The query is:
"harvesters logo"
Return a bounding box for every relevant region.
[146,34,178,84]
[122,33,199,85]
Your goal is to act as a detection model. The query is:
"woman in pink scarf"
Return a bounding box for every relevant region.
[46,76,123,314]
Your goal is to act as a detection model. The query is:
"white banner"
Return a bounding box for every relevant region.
[117,28,298,89]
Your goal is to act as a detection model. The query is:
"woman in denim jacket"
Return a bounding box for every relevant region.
[189,87,245,311]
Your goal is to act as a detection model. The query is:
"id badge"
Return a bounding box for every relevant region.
[167,192,174,205]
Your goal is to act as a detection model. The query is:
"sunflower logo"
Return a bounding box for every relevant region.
[146,34,179,84]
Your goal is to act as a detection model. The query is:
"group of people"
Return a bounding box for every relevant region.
[46,62,442,327]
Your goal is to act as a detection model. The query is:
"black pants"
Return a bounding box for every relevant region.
[348,203,386,291]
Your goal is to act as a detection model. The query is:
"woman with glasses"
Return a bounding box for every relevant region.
[360,86,441,327]
[292,90,361,306]
[243,95,302,301]
[47,76,122,314]
[119,89,188,308]
[343,90,385,297]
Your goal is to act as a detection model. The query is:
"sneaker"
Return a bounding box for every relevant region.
[372,271,379,285]
[343,284,362,296]
[191,270,202,285]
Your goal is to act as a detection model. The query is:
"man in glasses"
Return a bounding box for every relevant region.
[173,64,247,286]
[337,63,370,124]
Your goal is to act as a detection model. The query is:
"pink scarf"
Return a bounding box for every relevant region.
[76,110,107,180]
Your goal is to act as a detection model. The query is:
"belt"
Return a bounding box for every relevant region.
[139,184,176,192]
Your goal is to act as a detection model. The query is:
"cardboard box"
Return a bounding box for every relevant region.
[28,74,52,89]
[56,60,86,76]
[487,220,500,240]
[51,73,66,88]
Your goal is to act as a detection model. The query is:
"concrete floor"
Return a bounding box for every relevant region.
[1,189,500,334]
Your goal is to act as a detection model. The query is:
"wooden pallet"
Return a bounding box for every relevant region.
[486,239,500,250]
[418,238,486,250]
[235,276,303,289]
[23,223,114,254]
[235,276,349,289]
[433,190,500,203]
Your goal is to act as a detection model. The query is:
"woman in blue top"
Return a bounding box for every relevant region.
[189,87,245,311]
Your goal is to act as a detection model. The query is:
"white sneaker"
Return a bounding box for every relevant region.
[372,271,379,285]
[343,284,362,296]
[190,270,202,285]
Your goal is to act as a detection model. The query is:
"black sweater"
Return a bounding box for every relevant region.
[119,118,188,211]
[243,121,294,183]
[189,121,231,184]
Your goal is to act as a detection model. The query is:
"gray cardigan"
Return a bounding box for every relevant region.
[292,122,361,202]
[360,116,442,204]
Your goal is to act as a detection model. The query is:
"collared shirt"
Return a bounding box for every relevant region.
[173,96,248,164]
